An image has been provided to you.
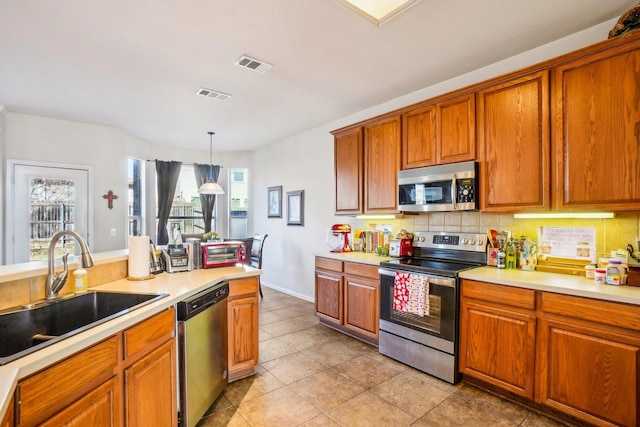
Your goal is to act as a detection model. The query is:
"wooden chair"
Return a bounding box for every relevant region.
[250,233,268,298]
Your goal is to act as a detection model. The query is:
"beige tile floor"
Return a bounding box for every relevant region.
[197,287,569,427]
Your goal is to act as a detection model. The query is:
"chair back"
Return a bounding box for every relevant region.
[250,234,268,269]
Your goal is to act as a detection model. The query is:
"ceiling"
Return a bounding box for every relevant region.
[0,0,636,152]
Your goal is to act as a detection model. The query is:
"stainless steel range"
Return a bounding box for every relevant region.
[378,231,487,384]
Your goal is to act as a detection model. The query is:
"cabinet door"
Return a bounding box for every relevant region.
[437,93,475,164]
[538,318,639,427]
[315,269,343,325]
[553,46,640,211]
[40,377,121,427]
[228,296,259,374]
[402,105,437,169]
[17,337,119,426]
[364,116,401,213]
[124,339,177,427]
[334,127,363,214]
[478,71,550,212]
[459,300,536,399]
[343,275,379,340]
[1,393,13,427]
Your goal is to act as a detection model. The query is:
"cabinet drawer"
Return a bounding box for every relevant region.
[343,262,378,280]
[124,308,175,359]
[17,336,118,426]
[542,292,640,331]
[461,280,536,310]
[228,277,259,299]
[315,257,343,273]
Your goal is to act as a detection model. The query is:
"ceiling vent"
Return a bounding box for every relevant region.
[196,88,232,101]
[234,55,272,73]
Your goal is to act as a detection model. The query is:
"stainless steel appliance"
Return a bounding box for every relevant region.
[162,244,192,273]
[398,161,478,212]
[379,231,486,384]
[202,241,246,268]
[177,281,229,427]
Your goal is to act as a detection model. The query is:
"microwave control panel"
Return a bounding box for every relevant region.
[456,178,475,203]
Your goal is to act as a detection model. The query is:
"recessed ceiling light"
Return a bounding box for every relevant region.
[336,0,421,25]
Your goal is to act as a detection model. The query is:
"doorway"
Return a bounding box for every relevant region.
[5,160,92,264]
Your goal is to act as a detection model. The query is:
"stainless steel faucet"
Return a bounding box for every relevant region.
[45,230,95,300]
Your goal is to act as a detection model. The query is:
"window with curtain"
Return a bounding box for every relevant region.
[161,165,214,239]
[127,158,145,237]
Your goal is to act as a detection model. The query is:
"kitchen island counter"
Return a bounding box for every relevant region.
[0,264,261,423]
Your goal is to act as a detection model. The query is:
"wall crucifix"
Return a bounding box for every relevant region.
[102,190,118,209]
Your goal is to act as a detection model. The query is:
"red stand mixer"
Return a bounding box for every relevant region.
[327,224,353,252]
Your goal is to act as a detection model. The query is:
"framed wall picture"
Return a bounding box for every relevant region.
[287,190,304,226]
[267,186,282,218]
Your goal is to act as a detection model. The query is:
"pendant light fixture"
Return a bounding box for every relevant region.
[197,131,225,195]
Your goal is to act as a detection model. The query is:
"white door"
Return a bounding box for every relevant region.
[5,160,91,264]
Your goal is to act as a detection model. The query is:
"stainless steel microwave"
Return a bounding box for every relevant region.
[398,161,478,212]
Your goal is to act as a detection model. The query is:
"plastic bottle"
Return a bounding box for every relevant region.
[505,238,517,269]
[74,267,88,293]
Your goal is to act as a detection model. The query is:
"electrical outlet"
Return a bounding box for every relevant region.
[110,228,117,237]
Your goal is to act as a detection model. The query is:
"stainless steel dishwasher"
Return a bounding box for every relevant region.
[177,281,229,427]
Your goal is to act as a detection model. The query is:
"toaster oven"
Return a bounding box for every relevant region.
[202,241,246,268]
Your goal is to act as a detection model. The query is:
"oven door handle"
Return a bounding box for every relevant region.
[378,268,457,288]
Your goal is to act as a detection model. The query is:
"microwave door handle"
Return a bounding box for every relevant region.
[451,174,457,210]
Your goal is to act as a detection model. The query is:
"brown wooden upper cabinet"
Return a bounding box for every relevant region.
[364,115,401,213]
[332,116,400,215]
[334,127,364,215]
[477,70,550,212]
[402,92,475,169]
[553,37,640,211]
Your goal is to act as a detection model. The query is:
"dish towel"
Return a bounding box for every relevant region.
[393,272,430,317]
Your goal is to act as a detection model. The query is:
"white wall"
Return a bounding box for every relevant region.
[2,111,252,256]
[251,19,619,301]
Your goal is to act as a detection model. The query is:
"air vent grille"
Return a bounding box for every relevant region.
[196,88,232,101]
[234,55,272,73]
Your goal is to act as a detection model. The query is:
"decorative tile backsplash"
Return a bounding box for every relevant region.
[353,212,640,260]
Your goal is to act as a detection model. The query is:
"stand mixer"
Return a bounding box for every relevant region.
[327,224,353,252]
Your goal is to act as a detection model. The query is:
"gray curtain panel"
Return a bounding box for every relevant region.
[193,163,221,233]
[156,160,182,245]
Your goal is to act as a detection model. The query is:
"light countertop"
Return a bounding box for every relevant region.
[318,252,640,306]
[460,266,640,305]
[0,264,261,422]
[315,251,393,265]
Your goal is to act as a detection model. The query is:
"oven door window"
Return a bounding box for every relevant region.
[380,273,456,342]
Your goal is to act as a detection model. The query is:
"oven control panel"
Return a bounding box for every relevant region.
[413,231,487,252]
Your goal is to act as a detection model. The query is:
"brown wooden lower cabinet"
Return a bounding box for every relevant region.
[459,280,536,399]
[314,257,379,344]
[460,279,640,427]
[227,276,260,382]
[124,339,176,426]
[1,394,13,427]
[14,308,176,427]
[538,293,640,427]
[39,377,121,427]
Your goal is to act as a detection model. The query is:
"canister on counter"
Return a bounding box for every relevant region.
[594,268,607,283]
[584,264,596,279]
[606,260,623,285]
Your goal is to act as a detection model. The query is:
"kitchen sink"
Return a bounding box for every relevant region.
[0,291,168,365]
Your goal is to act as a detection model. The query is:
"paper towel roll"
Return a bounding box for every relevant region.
[128,236,150,278]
